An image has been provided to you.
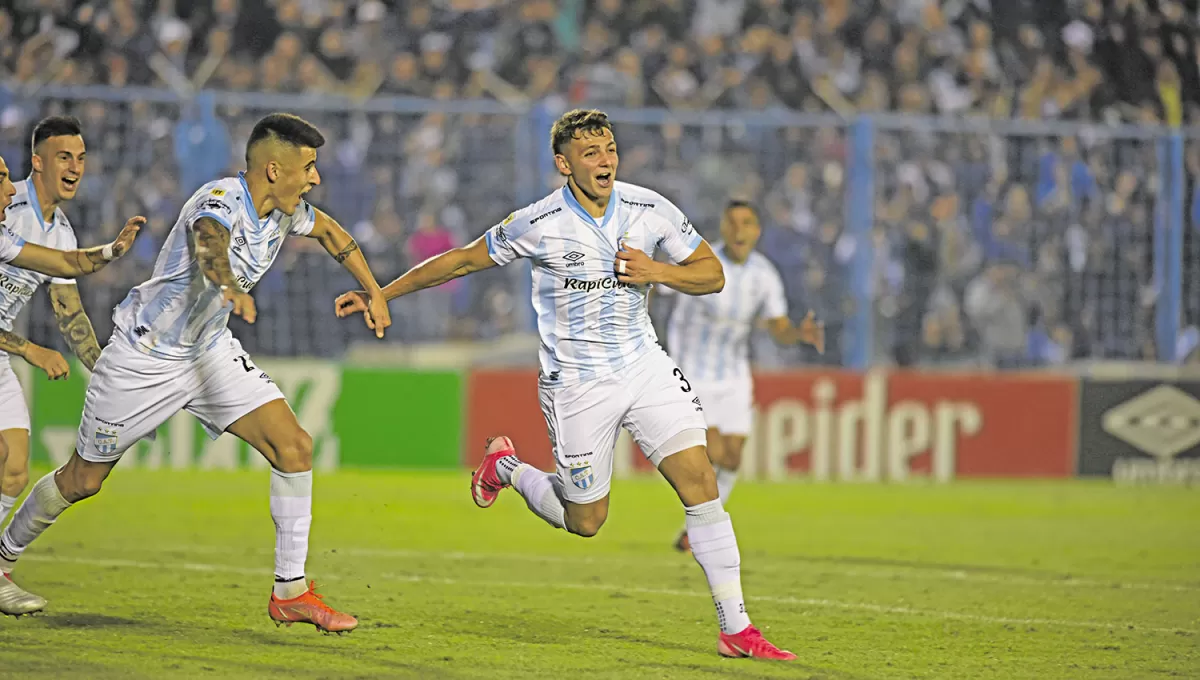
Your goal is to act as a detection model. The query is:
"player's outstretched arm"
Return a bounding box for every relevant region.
[49,283,102,370]
[9,216,145,279]
[0,329,70,380]
[308,208,390,338]
[192,216,256,323]
[615,240,724,295]
[335,235,497,319]
[767,311,825,355]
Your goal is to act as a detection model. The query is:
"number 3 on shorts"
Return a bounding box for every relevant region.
[672,367,692,393]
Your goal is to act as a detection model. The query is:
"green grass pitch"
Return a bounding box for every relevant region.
[0,469,1196,679]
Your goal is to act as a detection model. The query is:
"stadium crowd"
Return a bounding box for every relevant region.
[1,0,1199,367]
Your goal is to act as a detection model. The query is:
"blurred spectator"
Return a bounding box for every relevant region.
[2,0,1198,365]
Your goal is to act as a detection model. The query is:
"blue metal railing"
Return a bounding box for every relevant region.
[3,83,1194,365]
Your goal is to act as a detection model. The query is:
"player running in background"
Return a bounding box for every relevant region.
[0,114,391,627]
[663,199,823,553]
[336,109,797,660]
[0,117,137,532]
[0,151,143,616]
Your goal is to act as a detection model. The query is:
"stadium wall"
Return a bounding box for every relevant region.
[26,361,1200,483]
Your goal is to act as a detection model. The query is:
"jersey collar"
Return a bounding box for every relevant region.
[561,183,616,230]
[237,172,267,225]
[24,177,52,231]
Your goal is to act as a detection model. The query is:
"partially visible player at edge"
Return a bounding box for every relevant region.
[0,116,138,533]
[662,199,824,553]
[336,109,797,660]
[0,114,391,628]
[0,151,143,615]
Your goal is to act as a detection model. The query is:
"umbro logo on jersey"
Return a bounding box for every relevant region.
[692,396,703,412]
[564,251,586,267]
[529,207,562,224]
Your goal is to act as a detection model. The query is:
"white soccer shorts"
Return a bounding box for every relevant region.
[0,362,30,432]
[538,348,708,504]
[76,333,285,463]
[691,378,754,437]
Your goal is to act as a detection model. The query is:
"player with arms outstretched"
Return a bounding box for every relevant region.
[0,151,143,615]
[337,109,796,660]
[0,117,141,532]
[663,199,823,552]
[0,114,391,626]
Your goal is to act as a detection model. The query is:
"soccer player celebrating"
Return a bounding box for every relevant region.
[663,199,823,553]
[0,114,391,627]
[0,152,144,616]
[0,117,137,532]
[336,109,796,660]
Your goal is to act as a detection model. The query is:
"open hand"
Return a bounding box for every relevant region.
[800,310,825,355]
[110,216,147,259]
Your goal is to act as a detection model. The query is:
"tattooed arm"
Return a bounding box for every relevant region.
[49,283,102,370]
[8,216,145,279]
[307,207,390,338]
[191,216,256,323]
[0,328,70,380]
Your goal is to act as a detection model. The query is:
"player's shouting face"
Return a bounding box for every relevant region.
[0,156,14,216]
[268,143,321,216]
[720,203,762,264]
[32,132,85,203]
[557,125,618,204]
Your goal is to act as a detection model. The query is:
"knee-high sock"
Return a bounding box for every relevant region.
[508,461,566,529]
[270,468,312,599]
[686,499,751,634]
[0,471,71,574]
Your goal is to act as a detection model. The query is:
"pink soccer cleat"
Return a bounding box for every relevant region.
[717,625,798,660]
[471,436,514,508]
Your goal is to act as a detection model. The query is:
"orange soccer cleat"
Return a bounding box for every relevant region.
[268,581,358,634]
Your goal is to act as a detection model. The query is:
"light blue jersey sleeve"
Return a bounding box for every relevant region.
[761,261,789,319]
[484,207,541,267]
[284,200,317,236]
[0,226,26,264]
[188,185,241,232]
[651,198,704,263]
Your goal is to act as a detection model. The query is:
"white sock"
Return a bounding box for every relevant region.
[715,466,738,506]
[0,471,72,574]
[0,494,16,527]
[270,468,312,599]
[495,455,521,485]
[510,463,566,529]
[686,499,751,635]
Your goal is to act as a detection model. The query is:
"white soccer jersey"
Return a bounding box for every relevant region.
[0,179,79,365]
[666,244,788,382]
[112,173,315,359]
[485,181,704,387]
